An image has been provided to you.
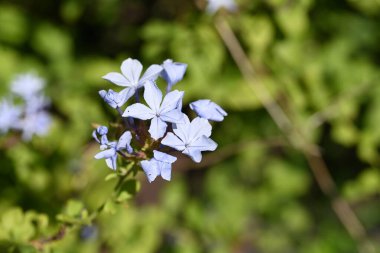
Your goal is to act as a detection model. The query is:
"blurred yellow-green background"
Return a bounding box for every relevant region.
[1,0,380,252]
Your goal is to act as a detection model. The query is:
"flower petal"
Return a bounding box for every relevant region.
[183,148,202,163]
[161,59,187,88]
[123,103,155,120]
[160,109,184,123]
[160,90,184,114]
[189,117,212,142]
[161,132,186,151]
[149,116,167,140]
[92,130,100,143]
[143,81,162,113]
[118,87,135,106]
[94,149,116,159]
[102,72,129,87]
[117,131,133,153]
[139,64,163,86]
[120,58,143,87]
[141,160,159,183]
[172,115,191,143]
[189,99,227,122]
[105,155,117,170]
[153,150,177,163]
[158,162,172,181]
[189,135,217,151]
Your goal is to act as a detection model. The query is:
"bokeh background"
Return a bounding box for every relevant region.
[1,0,380,252]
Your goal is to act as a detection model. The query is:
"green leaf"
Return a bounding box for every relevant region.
[115,191,132,203]
[105,173,118,181]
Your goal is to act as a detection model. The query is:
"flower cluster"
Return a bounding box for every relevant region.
[0,73,52,140]
[94,58,227,183]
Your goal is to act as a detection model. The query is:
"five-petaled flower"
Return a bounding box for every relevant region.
[123,81,184,140]
[141,150,177,183]
[94,130,133,170]
[161,116,217,163]
[102,58,163,104]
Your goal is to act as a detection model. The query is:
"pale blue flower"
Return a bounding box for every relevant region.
[190,99,227,122]
[102,58,163,103]
[98,89,131,108]
[11,73,45,100]
[92,126,109,148]
[123,81,184,140]
[94,130,133,170]
[161,59,187,91]
[206,0,237,13]
[161,116,217,163]
[0,99,21,134]
[141,150,177,183]
[24,95,50,115]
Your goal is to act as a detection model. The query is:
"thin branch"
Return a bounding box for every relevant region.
[213,13,375,253]
[30,225,67,251]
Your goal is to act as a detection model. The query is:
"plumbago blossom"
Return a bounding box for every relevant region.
[94,58,226,183]
[0,73,52,140]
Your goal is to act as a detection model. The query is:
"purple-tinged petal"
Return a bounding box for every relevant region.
[99,90,117,108]
[149,116,167,140]
[143,81,162,113]
[139,64,163,86]
[92,130,100,143]
[141,160,159,183]
[120,58,143,87]
[100,135,109,145]
[102,72,129,87]
[183,148,202,163]
[94,149,116,159]
[123,103,155,120]
[160,109,184,123]
[117,131,133,153]
[160,90,184,114]
[97,126,108,135]
[105,155,117,170]
[161,132,186,151]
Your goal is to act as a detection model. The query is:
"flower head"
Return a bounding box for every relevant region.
[141,150,177,183]
[161,116,217,163]
[123,81,184,140]
[190,99,227,122]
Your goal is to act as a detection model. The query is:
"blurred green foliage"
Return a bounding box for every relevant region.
[0,0,380,252]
